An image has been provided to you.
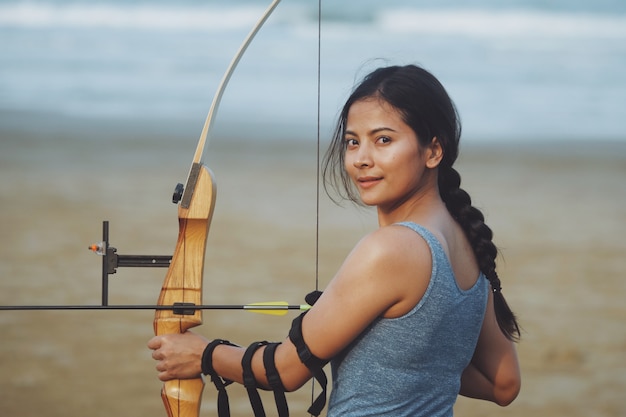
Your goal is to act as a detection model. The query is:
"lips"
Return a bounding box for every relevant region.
[357,176,382,189]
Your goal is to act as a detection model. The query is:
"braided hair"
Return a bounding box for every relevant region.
[322,65,520,340]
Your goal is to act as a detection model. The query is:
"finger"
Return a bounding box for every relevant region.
[155,361,166,372]
[147,336,162,350]
[158,371,171,382]
[155,363,176,382]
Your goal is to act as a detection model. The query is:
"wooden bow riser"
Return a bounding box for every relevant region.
[154,163,216,417]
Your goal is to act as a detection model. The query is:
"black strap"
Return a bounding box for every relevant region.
[201,339,236,417]
[288,312,329,416]
[242,341,269,417]
[305,290,323,306]
[289,312,328,370]
[263,342,289,417]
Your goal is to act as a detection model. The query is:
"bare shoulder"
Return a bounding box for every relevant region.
[356,223,431,260]
[346,224,434,317]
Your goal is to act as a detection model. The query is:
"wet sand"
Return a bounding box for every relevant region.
[1,115,625,416]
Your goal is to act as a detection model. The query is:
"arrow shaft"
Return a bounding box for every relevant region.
[0,304,309,311]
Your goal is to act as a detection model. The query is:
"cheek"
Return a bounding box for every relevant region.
[385,152,411,173]
[396,155,423,184]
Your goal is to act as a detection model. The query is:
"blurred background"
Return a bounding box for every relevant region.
[1,0,625,416]
[1,0,625,142]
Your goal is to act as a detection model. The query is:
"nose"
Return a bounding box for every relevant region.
[353,145,372,168]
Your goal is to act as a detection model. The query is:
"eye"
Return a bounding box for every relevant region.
[377,135,391,144]
[344,137,359,148]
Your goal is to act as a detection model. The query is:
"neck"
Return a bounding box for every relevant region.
[377,185,444,227]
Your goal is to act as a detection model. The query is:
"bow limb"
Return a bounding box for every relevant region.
[190,0,282,166]
[153,1,282,417]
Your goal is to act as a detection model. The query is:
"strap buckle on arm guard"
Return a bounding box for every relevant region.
[288,311,329,416]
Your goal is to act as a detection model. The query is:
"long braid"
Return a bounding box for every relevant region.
[439,165,520,340]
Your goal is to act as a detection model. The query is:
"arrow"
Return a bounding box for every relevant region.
[0,302,311,316]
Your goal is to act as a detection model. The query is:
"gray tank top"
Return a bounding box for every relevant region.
[327,222,488,417]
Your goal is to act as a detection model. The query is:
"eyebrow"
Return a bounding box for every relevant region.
[344,127,398,136]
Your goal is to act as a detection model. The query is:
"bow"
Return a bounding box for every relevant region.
[153,1,282,416]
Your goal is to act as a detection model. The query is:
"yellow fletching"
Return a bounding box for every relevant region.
[244,301,310,316]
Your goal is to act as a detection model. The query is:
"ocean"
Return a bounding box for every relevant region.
[1,0,625,143]
[2,4,626,416]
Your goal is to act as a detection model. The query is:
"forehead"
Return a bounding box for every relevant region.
[346,98,407,130]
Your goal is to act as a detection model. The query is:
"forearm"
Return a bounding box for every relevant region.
[211,343,269,389]
[459,362,496,402]
[211,339,313,392]
[461,291,521,406]
[460,360,520,406]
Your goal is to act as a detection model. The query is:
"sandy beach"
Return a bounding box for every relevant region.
[1,114,625,416]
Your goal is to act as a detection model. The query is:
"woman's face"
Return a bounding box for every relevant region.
[343,98,433,212]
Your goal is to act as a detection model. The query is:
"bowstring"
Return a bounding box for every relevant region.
[312,0,322,413]
[315,0,322,294]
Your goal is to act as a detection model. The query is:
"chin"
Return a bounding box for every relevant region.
[358,196,381,207]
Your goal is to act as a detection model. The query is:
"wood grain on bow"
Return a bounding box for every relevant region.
[153,1,282,416]
[154,161,215,417]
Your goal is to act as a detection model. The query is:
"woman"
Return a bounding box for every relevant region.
[148,65,521,416]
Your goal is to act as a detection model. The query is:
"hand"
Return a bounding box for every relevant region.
[147,331,209,381]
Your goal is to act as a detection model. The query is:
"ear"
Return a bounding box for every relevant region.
[425,136,444,168]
